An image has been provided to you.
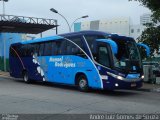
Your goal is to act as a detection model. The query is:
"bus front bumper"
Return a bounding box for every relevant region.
[102,78,143,90]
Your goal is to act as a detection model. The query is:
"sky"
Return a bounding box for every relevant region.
[1,0,151,37]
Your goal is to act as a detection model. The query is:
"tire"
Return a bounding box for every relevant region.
[23,72,30,83]
[77,74,89,92]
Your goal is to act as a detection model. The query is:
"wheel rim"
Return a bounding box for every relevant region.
[79,79,87,89]
[24,73,28,82]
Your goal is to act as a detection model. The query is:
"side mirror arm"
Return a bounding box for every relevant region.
[137,43,150,57]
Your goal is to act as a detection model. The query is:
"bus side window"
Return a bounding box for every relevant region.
[84,35,105,52]
[24,44,34,57]
[44,41,53,56]
[66,40,86,58]
[98,46,110,67]
[20,45,28,57]
[56,40,66,55]
[67,36,84,50]
[66,41,77,55]
[10,46,17,57]
[51,41,57,55]
[32,44,39,56]
[39,43,45,56]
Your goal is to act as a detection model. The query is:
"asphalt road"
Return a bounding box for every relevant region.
[0,77,160,114]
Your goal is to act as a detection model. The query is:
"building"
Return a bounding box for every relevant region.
[0,33,27,71]
[130,25,146,42]
[74,16,148,40]
[140,13,152,25]
[74,18,131,36]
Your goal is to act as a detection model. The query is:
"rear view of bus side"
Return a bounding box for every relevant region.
[9,31,149,91]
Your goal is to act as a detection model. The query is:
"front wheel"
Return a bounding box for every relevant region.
[77,75,89,92]
[23,72,31,83]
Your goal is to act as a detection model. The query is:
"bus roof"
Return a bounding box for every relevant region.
[19,30,134,45]
[59,30,110,37]
[60,30,134,41]
[21,35,63,44]
[20,30,109,44]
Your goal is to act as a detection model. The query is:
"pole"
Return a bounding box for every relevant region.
[70,16,88,32]
[70,17,81,32]
[3,33,6,71]
[3,0,5,15]
[57,13,71,32]
[40,33,42,38]
[55,20,58,34]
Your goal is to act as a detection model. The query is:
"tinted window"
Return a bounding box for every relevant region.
[51,42,57,55]
[66,40,86,58]
[39,43,45,56]
[66,41,79,55]
[10,46,17,57]
[27,44,34,56]
[84,35,105,52]
[98,46,110,67]
[67,36,84,50]
[57,40,66,55]
[20,44,39,57]
[20,45,27,57]
[32,44,39,56]
[44,41,53,56]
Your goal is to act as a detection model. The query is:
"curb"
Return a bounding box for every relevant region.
[0,73,12,79]
[135,88,151,92]
[150,88,160,93]
[135,87,160,93]
[0,72,160,93]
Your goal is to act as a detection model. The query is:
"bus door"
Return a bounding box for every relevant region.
[94,39,117,67]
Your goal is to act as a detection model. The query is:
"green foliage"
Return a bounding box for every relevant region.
[0,57,9,71]
[138,0,160,23]
[129,0,160,22]
[138,25,160,56]
[130,0,160,57]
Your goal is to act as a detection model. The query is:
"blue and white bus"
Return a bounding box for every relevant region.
[9,31,150,91]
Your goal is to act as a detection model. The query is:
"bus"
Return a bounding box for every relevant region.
[9,31,150,91]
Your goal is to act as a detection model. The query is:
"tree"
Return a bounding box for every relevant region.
[130,0,160,56]
[138,25,160,56]
[136,0,160,23]
[129,0,160,25]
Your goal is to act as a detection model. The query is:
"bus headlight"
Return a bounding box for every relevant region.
[117,76,123,80]
[141,75,144,79]
[107,72,124,80]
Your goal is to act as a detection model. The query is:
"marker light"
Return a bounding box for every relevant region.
[141,75,144,79]
[115,83,119,87]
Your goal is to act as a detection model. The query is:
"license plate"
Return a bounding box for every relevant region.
[131,83,136,87]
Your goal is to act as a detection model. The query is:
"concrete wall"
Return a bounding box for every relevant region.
[81,21,90,30]
[130,25,146,41]
[99,18,130,36]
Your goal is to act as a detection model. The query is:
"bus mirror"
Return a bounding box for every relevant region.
[96,39,118,54]
[137,43,150,57]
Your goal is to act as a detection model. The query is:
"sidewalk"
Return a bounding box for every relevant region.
[0,71,160,92]
[0,71,12,79]
[142,82,160,92]
[135,82,160,92]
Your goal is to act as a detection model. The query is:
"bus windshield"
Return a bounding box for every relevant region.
[113,40,142,73]
[84,34,142,73]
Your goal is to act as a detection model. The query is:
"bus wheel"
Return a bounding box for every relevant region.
[23,72,30,83]
[77,75,89,92]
